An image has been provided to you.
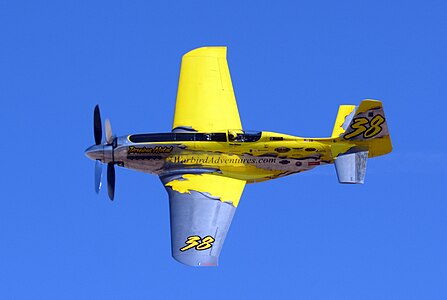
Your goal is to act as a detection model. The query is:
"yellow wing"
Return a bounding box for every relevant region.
[164,173,245,207]
[172,47,242,132]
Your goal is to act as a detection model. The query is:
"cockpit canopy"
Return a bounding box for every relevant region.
[128,131,262,143]
[228,130,262,142]
[129,132,226,143]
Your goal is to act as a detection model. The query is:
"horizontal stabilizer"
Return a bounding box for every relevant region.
[334,150,368,184]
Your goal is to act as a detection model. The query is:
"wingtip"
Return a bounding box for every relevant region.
[183,46,227,58]
[173,254,219,267]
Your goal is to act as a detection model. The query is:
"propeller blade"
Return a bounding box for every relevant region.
[107,163,115,201]
[94,105,102,145]
[94,160,103,194]
[105,118,113,144]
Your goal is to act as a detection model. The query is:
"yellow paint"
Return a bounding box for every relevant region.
[165,174,246,207]
[179,236,215,252]
[330,143,353,158]
[342,100,392,158]
[128,98,391,182]
[165,149,304,180]
[355,99,383,114]
[315,99,392,158]
[172,47,242,132]
[331,105,356,138]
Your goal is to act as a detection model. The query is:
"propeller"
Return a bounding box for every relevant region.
[105,118,113,144]
[94,105,102,145]
[91,105,117,201]
[94,160,103,193]
[107,163,115,201]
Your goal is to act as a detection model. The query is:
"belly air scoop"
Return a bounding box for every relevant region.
[334,150,368,184]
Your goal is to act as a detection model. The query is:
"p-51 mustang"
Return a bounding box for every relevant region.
[85,47,392,266]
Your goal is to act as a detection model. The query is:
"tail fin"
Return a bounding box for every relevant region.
[340,100,392,158]
[331,105,356,138]
[330,100,392,184]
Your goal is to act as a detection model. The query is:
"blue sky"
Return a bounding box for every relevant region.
[1,0,446,299]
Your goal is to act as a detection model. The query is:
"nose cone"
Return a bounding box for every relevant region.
[85,145,103,161]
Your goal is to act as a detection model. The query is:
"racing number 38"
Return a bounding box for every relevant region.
[180,235,215,252]
[344,115,385,140]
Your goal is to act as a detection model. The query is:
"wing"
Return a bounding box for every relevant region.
[172,47,242,132]
[160,173,245,266]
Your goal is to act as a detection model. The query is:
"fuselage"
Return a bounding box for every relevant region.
[85,130,337,183]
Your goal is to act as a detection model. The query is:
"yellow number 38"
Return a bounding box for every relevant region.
[180,235,215,252]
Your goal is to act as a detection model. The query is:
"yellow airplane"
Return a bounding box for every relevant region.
[85,46,392,267]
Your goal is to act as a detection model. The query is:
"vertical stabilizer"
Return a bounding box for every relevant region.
[342,100,392,158]
[332,105,356,138]
[331,100,392,184]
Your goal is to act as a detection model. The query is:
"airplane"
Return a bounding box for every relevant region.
[85,46,392,267]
